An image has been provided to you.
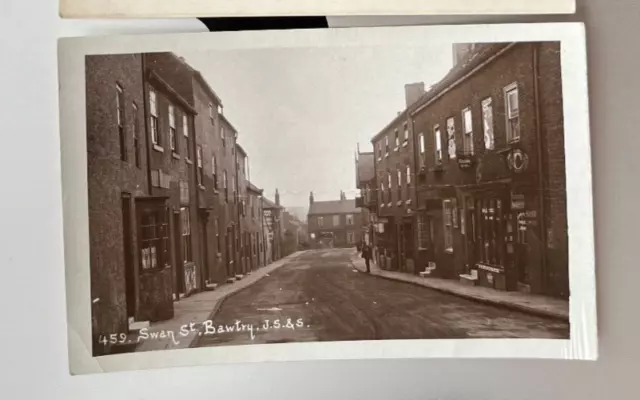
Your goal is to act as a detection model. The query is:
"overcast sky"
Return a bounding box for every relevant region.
[180,43,453,211]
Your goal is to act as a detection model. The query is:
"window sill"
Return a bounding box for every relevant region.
[185,158,193,165]
[153,144,164,153]
[172,152,180,160]
[199,185,205,191]
[444,249,454,254]
[394,147,399,152]
[405,200,412,205]
[402,141,408,147]
[385,153,389,158]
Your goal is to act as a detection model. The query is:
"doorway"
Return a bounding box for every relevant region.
[121,193,136,322]
[173,211,185,299]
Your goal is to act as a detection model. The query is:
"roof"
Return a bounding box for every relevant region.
[219,113,239,137]
[262,197,281,209]
[410,42,514,116]
[236,143,247,156]
[356,153,375,185]
[371,42,512,143]
[247,181,263,194]
[308,199,360,216]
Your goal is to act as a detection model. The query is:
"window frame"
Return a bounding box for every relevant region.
[346,214,354,226]
[168,104,177,153]
[434,125,443,164]
[461,106,474,155]
[504,82,520,143]
[181,207,193,264]
[132,102,140,168]
[196,146,204,187]
[385,136,389,157]
[317,216,324,228]
[394,129,400,150]
[211,154,218,190]
[446,117,457,160]
[116,84,126,161]
[332,215,340,227]
[403,122,409,145]
[149,90,161,149]
[481,97,495,150]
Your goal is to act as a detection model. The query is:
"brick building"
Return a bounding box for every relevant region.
[262,194,283,262]
[370,83,425,273]
[85,52,280,355]
[366,42,568,299]
[355,150,376,248]
[247,182,266,268]
[307,192,364,248]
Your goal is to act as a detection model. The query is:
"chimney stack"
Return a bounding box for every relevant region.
[309,191,314,205]
[404,82,426,108]
[275,188,280,206]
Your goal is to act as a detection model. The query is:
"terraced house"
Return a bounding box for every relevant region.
[366,42,569,300]
[86,52,280,355]
[307,191,364,248]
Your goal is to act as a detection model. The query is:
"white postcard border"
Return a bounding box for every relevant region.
[58,23,596,375]
[59,0,576,18]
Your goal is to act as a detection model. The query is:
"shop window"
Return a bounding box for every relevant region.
[139,207,169,270]
[476,198,505,266]
[181,207,193,263]
[417,214,433,249]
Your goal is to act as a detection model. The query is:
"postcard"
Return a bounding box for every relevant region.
[59,0,576,18]
[58,22,596,375]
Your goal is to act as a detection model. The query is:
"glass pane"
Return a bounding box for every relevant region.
[464,109,472,133]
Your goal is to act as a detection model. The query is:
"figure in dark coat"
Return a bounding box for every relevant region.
[361,243,372,273]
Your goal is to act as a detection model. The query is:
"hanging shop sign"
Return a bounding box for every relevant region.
[507,149,530,174]
[511,193,526,210]
[477,263,503,274]
[457,156,474,169]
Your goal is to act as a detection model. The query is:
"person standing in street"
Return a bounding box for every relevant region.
[361,242,372,273]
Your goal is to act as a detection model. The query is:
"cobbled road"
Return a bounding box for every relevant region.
[196,249,569,347]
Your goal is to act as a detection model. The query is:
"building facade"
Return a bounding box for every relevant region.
[355,150,377,251]
[411,42,568,298]
[307,192,364,248]
[370,83,425,273]
[262,193,283,262]
[86,52,285,355]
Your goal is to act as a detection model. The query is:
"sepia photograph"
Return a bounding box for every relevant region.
[58,23,596,374]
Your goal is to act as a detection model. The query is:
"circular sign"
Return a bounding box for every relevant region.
[508,149,529,173]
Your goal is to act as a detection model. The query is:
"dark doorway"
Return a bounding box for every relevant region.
[173,211,185,299]
[121,193,135,321]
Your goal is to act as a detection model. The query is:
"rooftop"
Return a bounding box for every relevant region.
[308,199,360,216]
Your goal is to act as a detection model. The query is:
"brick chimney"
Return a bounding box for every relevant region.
[405,82,426,108]
[309,191,314,205]
[275,188,280,206]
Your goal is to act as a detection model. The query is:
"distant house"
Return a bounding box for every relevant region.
[307,191,364,248]
[262,191,283,262]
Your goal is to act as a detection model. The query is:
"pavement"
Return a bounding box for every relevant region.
[350,250,570,322]
[133,251,307,352]
[194,248,568,347]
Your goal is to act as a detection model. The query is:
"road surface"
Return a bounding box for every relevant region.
[196,249,569,347]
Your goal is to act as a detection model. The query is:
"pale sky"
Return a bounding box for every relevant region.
[180,43,453,211]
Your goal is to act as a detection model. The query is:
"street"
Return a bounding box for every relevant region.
[196,249,569,347]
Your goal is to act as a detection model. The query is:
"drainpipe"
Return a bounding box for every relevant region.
[533,43,548,294]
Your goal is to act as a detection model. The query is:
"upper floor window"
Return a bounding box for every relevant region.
[168,105,177,153]
[221,126,226,147]
[183,114,192,160]
[232,176,237,203]
[504,83,520,142]
[394,129,400,149]
[317,216,323,227]
[116,84,126,161]
[462,107,474,154]
[385,136,389,156]
[223,170,228,202]
[149,90,160,146]
[406,165,411,185]
[132,103,140,168]
[209,103,214,123]
[446,117,456,160]
[212,154,218,189]
[346,214,354,225]
[482,97,495,150]
[196,146,204,186]
[403,123,409,145]
[332,215,340,226]
[434,125,443,164]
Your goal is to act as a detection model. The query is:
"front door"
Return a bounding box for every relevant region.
[173,211,185,299]
[121,193,135,321]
